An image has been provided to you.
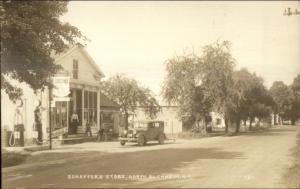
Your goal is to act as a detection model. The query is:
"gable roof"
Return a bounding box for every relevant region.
[53,44,105,78]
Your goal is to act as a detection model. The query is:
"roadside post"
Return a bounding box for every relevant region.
[50,75,70,149]
[48,82,52,150]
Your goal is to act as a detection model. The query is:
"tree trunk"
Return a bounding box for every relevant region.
[235,118,241,133]
[124,112,129,130]
[273,114,277,125]
[243,119,246,126]
[249,118,253,131]
[291,119,296,125]
[279,116,283,125]
[224,116,229,133]
[194,119,199,132]
[202,119,207,134]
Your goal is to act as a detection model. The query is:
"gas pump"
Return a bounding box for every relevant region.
[9,99,25,147]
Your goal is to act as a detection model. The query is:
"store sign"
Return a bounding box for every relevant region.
[50,100,56,108]
[52,76,70,101]
[53,97,70,102]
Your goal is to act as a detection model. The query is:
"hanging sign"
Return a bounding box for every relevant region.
[50,100,56,108]
[52,76,70,101]
[53,97,70,102]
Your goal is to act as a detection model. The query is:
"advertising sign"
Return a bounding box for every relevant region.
[52,76,70,101]
[51,127,68,138]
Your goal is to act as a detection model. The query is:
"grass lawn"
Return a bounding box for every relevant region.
[283,132,300,188]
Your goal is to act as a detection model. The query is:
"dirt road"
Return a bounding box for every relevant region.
[2,125,300,188]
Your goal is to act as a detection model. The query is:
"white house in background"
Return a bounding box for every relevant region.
[1,44,123,147]
[132,106,183,134]
[130,105,227,134]
[211,112,225,128]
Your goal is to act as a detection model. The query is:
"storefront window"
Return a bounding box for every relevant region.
[51,101,68,130]
[83,91,97,126]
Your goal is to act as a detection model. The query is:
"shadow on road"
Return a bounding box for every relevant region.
[2,147,244,188]
[239,127,297,137]
[73,147,244,176]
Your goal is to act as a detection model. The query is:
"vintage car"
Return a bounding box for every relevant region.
[118,120,166,146]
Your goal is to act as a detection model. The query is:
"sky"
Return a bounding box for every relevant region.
[62,1,300,98]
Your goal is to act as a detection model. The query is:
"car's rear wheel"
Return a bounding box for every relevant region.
[120,141,126,146]
[137,135,145,146]
[158,134,165,144]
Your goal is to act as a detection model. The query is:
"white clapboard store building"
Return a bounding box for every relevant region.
[1,44,120,147]
[132,106,183,135]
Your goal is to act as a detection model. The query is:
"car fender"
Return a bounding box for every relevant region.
[136,132,145,138]
[163,133,167,139]
[158,133,166,140]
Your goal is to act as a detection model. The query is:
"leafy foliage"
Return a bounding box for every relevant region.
[1,1,85,101]
[199,41,235,113]
[290,75,300,124]
[162,54,201,118]
[101,74,160,129]
[162,41,235,131]
[269,81,295,121]
[228,68,273,131]
[162,41,275,133]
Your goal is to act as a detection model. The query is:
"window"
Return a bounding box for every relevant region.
[148,123,154,129]
[51,101,68,130]
[73,59,79,79]
[216,118,221,125]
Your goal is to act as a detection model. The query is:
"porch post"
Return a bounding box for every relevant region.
[82,87,85,129]
[66,101,69,133]
[97,89,100,129]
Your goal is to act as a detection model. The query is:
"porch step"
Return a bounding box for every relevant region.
[66,133,85,138]
[62,135,97,145]
[77,127,85,133]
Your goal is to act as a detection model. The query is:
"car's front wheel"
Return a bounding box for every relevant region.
[158,134,165,144]
[120,141,126,146]
[137,135,145,146]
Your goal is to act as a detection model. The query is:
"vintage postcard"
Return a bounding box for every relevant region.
[1,1,300,188]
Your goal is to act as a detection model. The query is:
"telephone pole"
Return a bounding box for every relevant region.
[283,7,300,16]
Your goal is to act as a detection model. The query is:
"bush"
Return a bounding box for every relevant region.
[1,150,29,168]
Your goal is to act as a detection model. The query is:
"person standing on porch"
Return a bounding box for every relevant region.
[71,110,79,134]
[34,106,42,144]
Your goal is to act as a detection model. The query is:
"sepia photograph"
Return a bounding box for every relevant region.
[1,1,300,188]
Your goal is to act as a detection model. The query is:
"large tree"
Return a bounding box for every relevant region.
[289,75,300,124]
[162,41,235,133]
[198,41,236,133]
[162,54,201,118]
[1,1,85,101]
[269,81,294,124]
[161,53,213,131]
[227,68,273,132]
[101,74,160,130]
